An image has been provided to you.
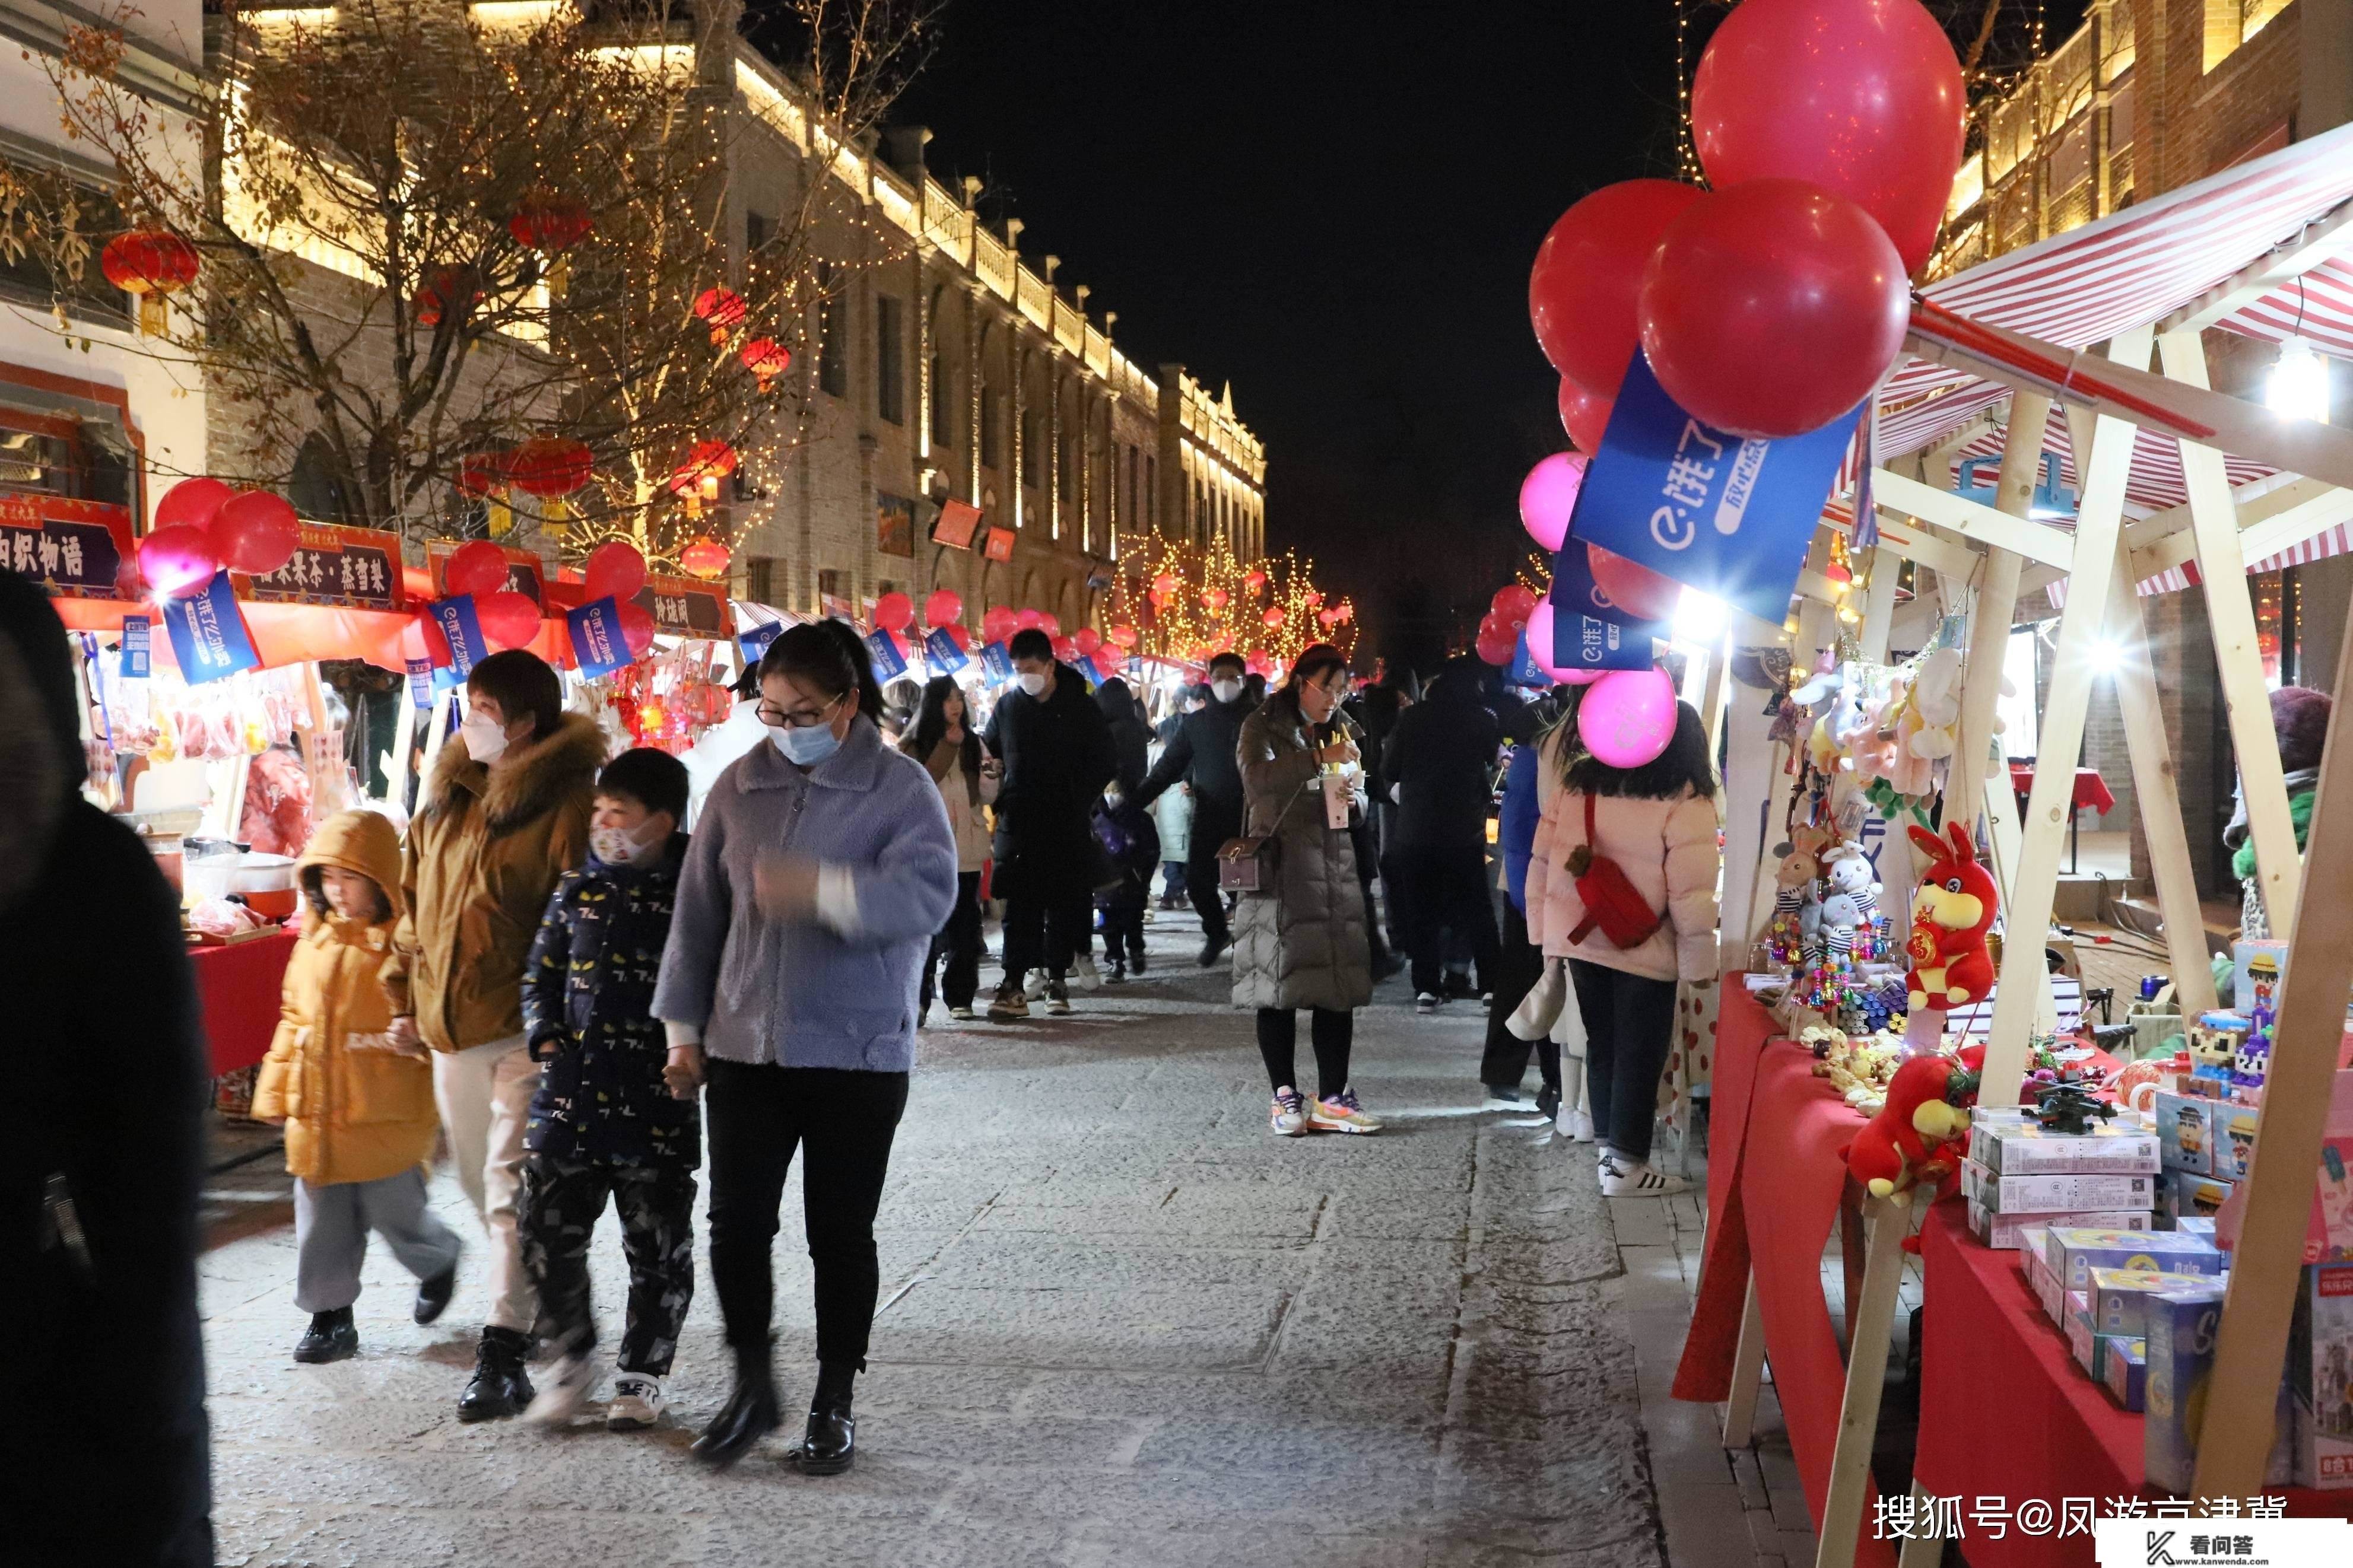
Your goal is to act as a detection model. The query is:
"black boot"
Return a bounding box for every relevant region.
[293,1306,358,1364]
[1128,941,1148,975]
[413,1256,458,1325]
[790,1365,856,1476]
[691,1341,780,1469]
[457,1325,534,1423]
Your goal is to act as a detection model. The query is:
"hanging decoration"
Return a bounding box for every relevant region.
[693,286,747,346]
[669,438,739,520]
[739,336,792,392]
[505,435,595,532]
[100,230,201,336]
[1103,535,1357,671]
[507,189,593,297]
[678,536,732,580]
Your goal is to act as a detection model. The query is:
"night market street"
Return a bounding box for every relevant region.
[196,908,1695,1568]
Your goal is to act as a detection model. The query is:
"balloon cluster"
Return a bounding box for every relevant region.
[136,479,303,599]
[1528,0,1959,441]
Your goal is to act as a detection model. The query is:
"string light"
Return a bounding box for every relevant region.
[1674,0,1706,185]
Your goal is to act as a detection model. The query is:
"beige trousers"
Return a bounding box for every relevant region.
[431,1034,541,1335]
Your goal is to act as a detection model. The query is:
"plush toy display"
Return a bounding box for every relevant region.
[1904,822,1999,1015]
[1838,1045,1985,1206]
[1822,844,1881,930]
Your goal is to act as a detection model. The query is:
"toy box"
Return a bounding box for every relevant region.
[2105,1337,2147,1411]
[2233,939,2290,1014]
[2215,1073,2353,1264]
[2155,1091,2215,1176]
[2145,1284,2295,1494]
[2091,1267,2215,1340]
[1970,1118,2161,1176]
[2068,1305,2097,1373]
[2161,1171,2237,1226]
[2176,1216,2219,1244]
[1966,1165,2155,1215]
[2030,1246,2065,1324]
[1968,1204,2149,1251]
[2044,1228,2226,1293]
[2212,1102,2262,1182]
[2290,1262,2353,1489]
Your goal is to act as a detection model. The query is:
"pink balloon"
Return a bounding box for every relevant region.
[1558,379,1614,454]
[1529,180,1706,397]
[210,490,301,575]
[155,477,234,534]
[1519,453,1587,552]
[1525,602,1558,670]
[1638,179,1909,438]
[585,540,647,602]
[1692,0,1965,274]
[1015,608,1043,631]
[136,524,218,599]
[446,539,509,599]
[1578,668,1680,769]
[924,588,963,628]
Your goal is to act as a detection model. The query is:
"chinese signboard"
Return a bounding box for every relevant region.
[931,498,983,549]
[567,596,634,678]
[983,526,1017,563]
[241,520,405,611]
[430,594,490,676]
[1,491,134,599]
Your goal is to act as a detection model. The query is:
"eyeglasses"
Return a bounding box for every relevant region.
[755,691,842,730]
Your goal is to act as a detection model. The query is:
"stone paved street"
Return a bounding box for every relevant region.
[201,908,1669,1568]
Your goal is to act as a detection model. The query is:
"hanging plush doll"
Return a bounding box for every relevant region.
[1904,822,1999,1014]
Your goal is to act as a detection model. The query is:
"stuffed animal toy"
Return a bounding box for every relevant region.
[1818,892,1863,962]
[1822,844,1881,930]
[1904,822,1999,1014]
[1838,1045,1985,1206]
[1907,646,1965,761]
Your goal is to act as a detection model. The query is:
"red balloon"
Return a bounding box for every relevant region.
[210,490,301,575]
[1015,608,1043,631]
[416,609,452,666]
[1558,379,1614,454]
[476,589,541,651]
[1528,179,1705,397]
[446,539,509,598]
[618,602,656,658]
[1475,625,1519,667]
[1050,635,1079,663]
[585,540,647,602]
[155,477,234,534]
[1109,624,1138,649]
[982,605,1020,644]
[945,623,974,652]
[1073,627,1103,656]
[924,589,963,628]
[1491,584,1539,630]
[1587,544,1684,623]
[1639,179,1909,438]
[1040,612,1060,638]
[136,523,218,598]
[1692,0,1965,274]
[874,591,915,632]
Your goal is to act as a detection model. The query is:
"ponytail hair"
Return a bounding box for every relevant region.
[757,620,884,723]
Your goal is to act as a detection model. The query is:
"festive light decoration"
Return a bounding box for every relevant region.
[414,265,481,328]
[678,536,731,579]
[739,336,792,392]
[693,286,746,345]
[668,438,738,519]
[1105,535,1356,671]
[508,189,592,296]
[100,230,200,335]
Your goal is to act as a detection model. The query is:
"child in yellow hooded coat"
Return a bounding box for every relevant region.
[253,810,463,1363]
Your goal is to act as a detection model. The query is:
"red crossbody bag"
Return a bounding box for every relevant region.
[1565,792,1662,949]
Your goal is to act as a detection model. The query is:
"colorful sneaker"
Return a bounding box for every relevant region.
[607,1372,666,1431]
[1309,1089,1382,1135]
[1599,1156,1689,1198]
[1269,1087,1309,1137]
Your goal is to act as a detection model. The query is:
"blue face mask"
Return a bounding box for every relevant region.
[771,720,842,766]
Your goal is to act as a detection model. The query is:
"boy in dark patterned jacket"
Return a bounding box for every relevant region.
[516,748,698,1430]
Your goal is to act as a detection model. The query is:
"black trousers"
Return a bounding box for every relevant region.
[1567,959,1678,1163]
[1351,818,1393,973]
[1256,1007,1354,1101]
[922,871,985,1012]
[1387,844,1502,995]
[703,1060,909,1370]
[1003,890,1091,979]
[1097,892,1146,960]
[1186,795,1243,946]
[518,1153,697,1375]
[1478,902,1560,1092]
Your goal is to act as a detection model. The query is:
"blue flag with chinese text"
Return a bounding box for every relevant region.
[980,641,1014,685]
[865,629,908,681]
[161,571,261,685]
[1566,354,1856,625]
[568,596,633,678]
[922,628,968,674]
[430,594,489,676]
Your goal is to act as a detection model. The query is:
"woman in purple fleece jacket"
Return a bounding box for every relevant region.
[653,621,957,1477]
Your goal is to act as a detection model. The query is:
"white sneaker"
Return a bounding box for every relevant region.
[1563,1106,1595,1143]
[1071,953,1103,991]
[524,1351,597,1425]
[1599,1156,1690,1198]
[606,1372,666,1431]
[1415,993,1438,1014]
[947,1006,976,1022]
[1023,971,1049,1000]
[1269,1087,1308,1137]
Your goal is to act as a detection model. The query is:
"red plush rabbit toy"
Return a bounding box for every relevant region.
[1840,1045,1986,1209]
[1903,821,1999,1016]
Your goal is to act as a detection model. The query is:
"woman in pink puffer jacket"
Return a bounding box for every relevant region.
[1524,699,1720,1197]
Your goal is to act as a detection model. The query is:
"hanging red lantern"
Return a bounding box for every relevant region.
[1151,571,1179,595]
[739,336,792,392]
[679,536,732,580]
[457,452,509,498]
[1318,608,1339,628]
[1201,587,1228,610]
[1262,606,1285,629]
[694,287,747,345]
[1335,603,1354,624]
[508,189,592,298]
[1243,570,1267,593]
[668,439,739,519]
[504,435,593,530]
[414,265,484,329]
[100,230,200,335]
[1109,624,1138,649]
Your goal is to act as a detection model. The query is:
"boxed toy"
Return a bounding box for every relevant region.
[1969,1166,2157,1215]
[2068,1305,2097,1373]
[2215,1071,2353,1264]
[2290,1262,2353,1489]
[1968,1204,2149,1251]
[2092,1267,2215,1340]
[2176,1216,2219,1244]
[2145,1284,2295,1494]
[2155,1092,2215,1176]
[2233,939,2290,1014]
[2030,1245,2066,1324]
[2044,1228,2226,1293]
[2161,1171,2236,1226]
[1971,1118,2161,1176]
[2212,1102,2262,1182]
[2105,1337,2147,1411]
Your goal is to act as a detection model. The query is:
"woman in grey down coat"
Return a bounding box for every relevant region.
[1233,643,1380,1137]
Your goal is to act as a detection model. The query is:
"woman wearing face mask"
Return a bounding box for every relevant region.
[1233,644,1381,1136]
[899,675,998,1021]
[653,621,957,1475]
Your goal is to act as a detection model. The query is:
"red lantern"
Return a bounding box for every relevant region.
[100,230,200,335]
[1202,587,1228,610]
[669,439,739,519]
[1262,607,1285,629]
[211,490,301,576]
[1243,570,1267,593]
[508,190,593,254]
[1151,572,1179,596]
[506,436,593,498]
[1318,609,1339,628]
[476,590,542,651]
[739,336,792,392]
[457,452,509,498]
[1335,603,1354,624]
[445,539,510,599]
[874,591,915,632]
[1109,624,1138,649]
[585,540,648,602]
[414,265,482,329]
[679,536,732,580]
[924,588,963,628]
[694,286,747,345]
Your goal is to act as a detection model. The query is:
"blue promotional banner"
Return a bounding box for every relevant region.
[922,628,968,674]
[1566,353,1857,625]
[979,640,1014,685]
[405,656,436,710]
[1507,630,1545,689]
[160,570,261,685]
[567,595,634,679]
[119,615,150,680]
[1074,654,1104,687]
[738,619,784,669]
[430,594,489,676]
[1553,611,1659,672]
[1549,537,1665,631]
[865,628,908,682]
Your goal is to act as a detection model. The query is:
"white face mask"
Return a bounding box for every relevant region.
[459,710,513,764]
[591,822,665,867]
[1211,678,1243,704]
[1018,671,1050,698]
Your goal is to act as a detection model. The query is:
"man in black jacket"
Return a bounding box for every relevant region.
[1382,659,1503,1010]
[985,629,1117,1019]
[1131,651,1252,966]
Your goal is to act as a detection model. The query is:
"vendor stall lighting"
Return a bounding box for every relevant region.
[2090,638,2125,674]
[1672,587,1726,645]
[2266,338,2331,424]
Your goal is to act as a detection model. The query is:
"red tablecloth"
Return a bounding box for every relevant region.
[1916,1204,2350,1567]
[2009,765,2116,816]
[189,931,297,1077]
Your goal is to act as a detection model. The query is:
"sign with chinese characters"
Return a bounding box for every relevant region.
[1558,612,1660,672]
[983,526,1017,563]
[568,596,634,679]
[0,491,134,599]
[865,628,908,681]
[931,498,983,549]
[160,570,261,684]
[1074,654,1105,686]
[240,520,404,610]
[425,540,547,605]
[1567,354,1855,625]
[922,628,968,674]
[979,640,1014,685]
[120,615,150,680]
[630,573,732,640]
[875,492,915,558]
[738,619,785,669]
[1549,534,1666,632]
[430,594,490,676]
